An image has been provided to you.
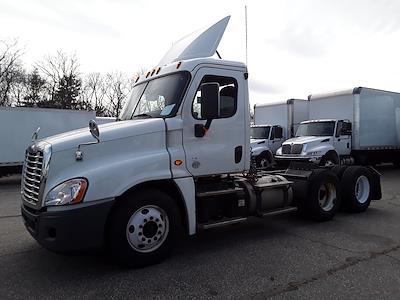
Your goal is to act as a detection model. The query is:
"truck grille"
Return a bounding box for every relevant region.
[21,150,44,206]
[292,144,303,154]
[282,144,303,154]
[282,144,291,154]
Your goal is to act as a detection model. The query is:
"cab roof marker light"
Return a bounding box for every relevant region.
[176,61,182,69]
[151,68,156,76]
[145,71,151,78]
[156,67,161,74]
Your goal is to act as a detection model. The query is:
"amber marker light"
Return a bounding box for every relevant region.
[156,67,161,74]
[174,159,183,166]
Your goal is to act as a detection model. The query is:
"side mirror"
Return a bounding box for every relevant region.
[340,123,352,135]
[89,119,100,142]
[200,82,220,120]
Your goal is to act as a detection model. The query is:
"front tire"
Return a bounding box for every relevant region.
[106,189,182,268]
[319,152,339,167]
[256,152,272,169]
[341,166,372,213]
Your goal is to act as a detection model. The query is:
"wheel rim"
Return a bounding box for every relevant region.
[355,175,370,204]
[324,160,335,167]
[126,205,169,253]
[318,182,336,211]
[260,157,270,168]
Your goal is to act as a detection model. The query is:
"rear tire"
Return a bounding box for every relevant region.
[106,189,182,268]
[299,170,341,222]
[341,166,372,213]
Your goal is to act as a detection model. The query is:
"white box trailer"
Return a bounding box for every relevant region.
[276,87,400,166]
[254,99,309,138]
[0,107,114,175]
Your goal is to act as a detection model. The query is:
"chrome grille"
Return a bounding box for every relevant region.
[282,144,303,154]
[291,144,303,154]
[21,150,44,206]
[282,144,291,154]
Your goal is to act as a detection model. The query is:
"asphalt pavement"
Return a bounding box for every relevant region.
[1,166,400,299]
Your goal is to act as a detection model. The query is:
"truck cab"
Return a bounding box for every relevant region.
[250,124,284,168]
[276,119,352,166]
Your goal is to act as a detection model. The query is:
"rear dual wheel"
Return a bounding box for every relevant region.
[341,166,372,213]
[298,170,341,222]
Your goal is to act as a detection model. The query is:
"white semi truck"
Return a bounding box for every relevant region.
[20,17,381,268]
[251,99,309,167]
[276,88,400,166]
[0,107,115,176]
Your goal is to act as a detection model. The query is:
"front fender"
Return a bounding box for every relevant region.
[251,145,271,156]
[305,144,336,156]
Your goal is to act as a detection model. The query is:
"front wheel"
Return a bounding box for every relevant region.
[106,189,182,268]
[256,152,272,169]
[319,152,339,167]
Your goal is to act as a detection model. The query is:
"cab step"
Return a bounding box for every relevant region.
[257,206,297,217]
[196,187,243,198]
[197,217,247,230]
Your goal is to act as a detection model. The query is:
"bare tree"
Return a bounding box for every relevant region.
[81,72,108,115]
[105,72,133,118]
[0,39,24,106]
[35,51,81,106]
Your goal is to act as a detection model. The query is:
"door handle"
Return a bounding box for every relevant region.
[234,146,243,163]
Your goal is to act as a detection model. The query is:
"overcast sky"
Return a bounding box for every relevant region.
[1,0,400,106]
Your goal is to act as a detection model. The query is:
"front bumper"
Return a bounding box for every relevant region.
[21,199,114,252]
[275,155,323,164]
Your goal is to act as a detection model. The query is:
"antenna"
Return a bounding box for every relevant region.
[245,5,248,66]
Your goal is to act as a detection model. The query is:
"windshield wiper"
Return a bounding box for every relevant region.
[133,113,152,118]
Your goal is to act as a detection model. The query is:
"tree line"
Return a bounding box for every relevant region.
[0,39,138,118]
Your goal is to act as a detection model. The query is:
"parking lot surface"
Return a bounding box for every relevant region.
[1,166,400,299]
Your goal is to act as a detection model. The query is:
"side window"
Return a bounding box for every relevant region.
[275,126,283,139]
[192,75,237,119]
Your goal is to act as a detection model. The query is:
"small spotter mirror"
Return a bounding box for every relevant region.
[89,119,100,142]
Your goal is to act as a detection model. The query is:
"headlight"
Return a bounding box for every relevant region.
[276,147,282,155]
[45,178,88,206]
[307,150,323,156]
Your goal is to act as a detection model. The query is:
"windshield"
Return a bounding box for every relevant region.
[296,121,335,137]
[120,72,190,120]
[250,126,270,139]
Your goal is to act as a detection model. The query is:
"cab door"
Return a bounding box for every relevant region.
[334,120,352,155]
[269,126,284,154]
[181,67,246,176]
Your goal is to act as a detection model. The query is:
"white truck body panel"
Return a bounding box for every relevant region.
[254,99,309,139]
[0,107,99,166]
[309,87,400,150]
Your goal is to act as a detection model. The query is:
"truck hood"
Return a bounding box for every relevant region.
[283,136,331,145]
[43,119,166,152]
[250,138,268,146]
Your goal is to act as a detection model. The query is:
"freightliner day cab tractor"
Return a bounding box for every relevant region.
[251,99,309,168]
[20,17,382,267]
[275,88,400,166]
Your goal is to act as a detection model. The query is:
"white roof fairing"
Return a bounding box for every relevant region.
[158,16,230,66]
